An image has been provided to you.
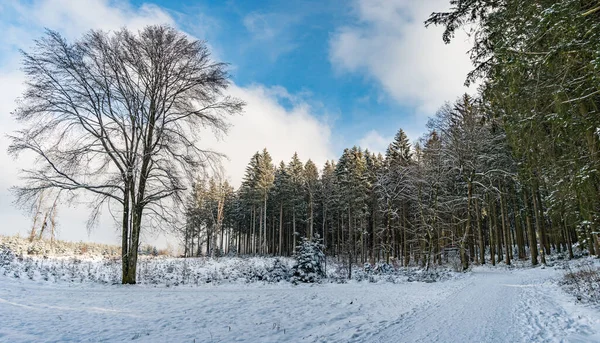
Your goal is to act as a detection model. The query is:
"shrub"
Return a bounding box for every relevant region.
[0,245,16,271]
[561,262,600,304]
[291,236,325,284]
[266,258,290,282]
[374,262,394,275]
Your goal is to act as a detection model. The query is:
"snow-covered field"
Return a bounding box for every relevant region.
[1,263,600,342]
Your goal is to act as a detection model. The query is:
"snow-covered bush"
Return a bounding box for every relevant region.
[360,262,397,282]
[226,245,238,257]
[364,262,395,275]
[0,235,120,258]
[27,240,46,255]
[326,262,349,283]
[560,260,600,304]
[1,235,462,286]
[265,258,291,282]
[0,254,297,286]
[0,245,17,272]
[406,269,445,283]
[374,262,394,275]
[291,237,325,284]
[352,268,370,282]
[136,257,294,285]
[448,254,462,272]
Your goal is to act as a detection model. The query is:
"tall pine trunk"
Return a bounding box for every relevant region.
[500,188,511,266]
[279,203,283,255]
[475,198,484,264]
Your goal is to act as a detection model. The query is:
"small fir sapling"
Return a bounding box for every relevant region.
[291,235,326,284]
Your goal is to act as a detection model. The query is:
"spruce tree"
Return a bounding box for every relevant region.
[288,153,306,252]
[304,159,319,239]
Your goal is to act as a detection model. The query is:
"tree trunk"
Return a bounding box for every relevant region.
[492,199,503,262]
[532,186,546,265]
[30,191,45,242]
[279,203,283,255]
[322,205,327,250]
[403,205,409,266]
[386,209,391,264]
[124,206,142,284]
[49,197,58,244]
[121,189,130,283]
[292,209,297,253]
[500,188,511,266]
[460,181,473,270]
[512,192,526,259]
[475,198,484,264]
[309,195,314,239]
[258,205,263,255]
[488,195,496,266]
[251,205,256,254]
[534,184,550,256]
[263,196,268,254]
[523,189,538,265]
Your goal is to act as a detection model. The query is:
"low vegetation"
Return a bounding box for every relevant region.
[0,234,120,257]
[0,236,457,286]
[561,260,600,305]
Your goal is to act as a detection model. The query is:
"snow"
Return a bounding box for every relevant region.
[372,266,600,342]
[0,245,455,286]
[1,264,599,342]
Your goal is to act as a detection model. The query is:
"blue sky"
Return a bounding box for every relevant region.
[0,0,473,246]
[136,0,413,149]
[129,0,471,151]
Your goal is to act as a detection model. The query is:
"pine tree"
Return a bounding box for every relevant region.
[319,160,337,252]
[288,152,306,252]
[255,149,275,254]
[304,159,319,239]
[273,161,291,255]
[291,236,326,284]
[387,129,412,166]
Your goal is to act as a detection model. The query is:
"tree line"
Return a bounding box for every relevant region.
[184,93,592,270]
[184,0,600,269]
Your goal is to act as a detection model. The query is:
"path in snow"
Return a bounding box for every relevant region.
[369,267,600,343]
[0,266,599,342]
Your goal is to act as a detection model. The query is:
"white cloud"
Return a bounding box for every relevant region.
[329,0,474,115]
[213,85,335,186]
[359,130,390,154]
[0,0,334,247]
[358,127,421,155]
[241,11,299,61]
[243,12,278,41]
[18,0,174,37]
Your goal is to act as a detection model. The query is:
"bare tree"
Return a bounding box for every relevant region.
[8,26,244,284]
[205,169,233,257]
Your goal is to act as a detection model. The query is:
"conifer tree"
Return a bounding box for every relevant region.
[273,161,291,255]
[288,153,305,252]
[304,159,319,239]
[319,160,337,252]
[256,149,275,254]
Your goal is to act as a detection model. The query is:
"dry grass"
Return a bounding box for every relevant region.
[561,262,600,304]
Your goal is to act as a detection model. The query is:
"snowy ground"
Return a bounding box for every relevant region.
[1,265,599,342]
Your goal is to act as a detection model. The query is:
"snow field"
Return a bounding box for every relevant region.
[2,239,600,342]
[0,245,456,286]
[1,264,600,342]
[0,273,467,342]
